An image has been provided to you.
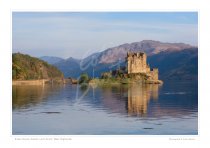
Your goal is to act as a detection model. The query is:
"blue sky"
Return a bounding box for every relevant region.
[13,12,198,59]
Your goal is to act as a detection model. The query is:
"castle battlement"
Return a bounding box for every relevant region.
[127,52,145,58]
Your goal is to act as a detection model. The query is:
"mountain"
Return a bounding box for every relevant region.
[97,40,193,64]
[39,56,64,64]
[12,53,63,80]
[147,48,198,80]
[47,40,198,80]
[53,57,81,78]
[39,56,82,78]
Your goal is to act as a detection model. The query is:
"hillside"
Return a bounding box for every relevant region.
[147,48,198,80]
[39,40,198,80]
[97,40,193,64]
[53,57,81,78]
[12,53,64,80]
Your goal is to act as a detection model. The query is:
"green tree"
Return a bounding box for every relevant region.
[79,73,89,84]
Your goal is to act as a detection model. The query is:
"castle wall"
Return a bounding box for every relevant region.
[150,68,158,80]
[146,65,150,73]
[127,52,148,74]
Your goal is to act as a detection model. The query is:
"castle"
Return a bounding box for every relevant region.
[126,52,159,81]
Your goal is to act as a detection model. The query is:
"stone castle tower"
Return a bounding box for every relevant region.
[126,52,159,80]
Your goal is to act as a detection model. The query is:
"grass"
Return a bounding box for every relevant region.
[88,72,163,86]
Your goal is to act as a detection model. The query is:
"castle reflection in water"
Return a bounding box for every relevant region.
[127,84,159,116]
[13,83,160,117]
[13,81,197,135]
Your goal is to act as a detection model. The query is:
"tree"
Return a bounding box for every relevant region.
[79,73,89,84]
[101,72,112,79]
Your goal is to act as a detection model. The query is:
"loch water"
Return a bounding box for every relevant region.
[12,80,198,135]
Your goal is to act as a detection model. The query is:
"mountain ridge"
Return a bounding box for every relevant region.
[39,40,198,80]
[98,40,195,64]
[39,56,64,64]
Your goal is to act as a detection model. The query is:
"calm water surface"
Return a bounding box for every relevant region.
[12,81,198,135]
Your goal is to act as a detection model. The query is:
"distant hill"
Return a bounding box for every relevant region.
[12,53,63,80]
[39,56,64,64]
[147,48,198,80]
[36,40,198,80]
[53,57,81,78]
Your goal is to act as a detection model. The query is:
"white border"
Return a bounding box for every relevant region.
[1,0,210,147]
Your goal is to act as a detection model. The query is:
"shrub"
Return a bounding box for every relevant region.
[79,73,89,84]
[101,72,112,79]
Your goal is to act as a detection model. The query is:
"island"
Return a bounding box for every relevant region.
[88,52,163,86]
